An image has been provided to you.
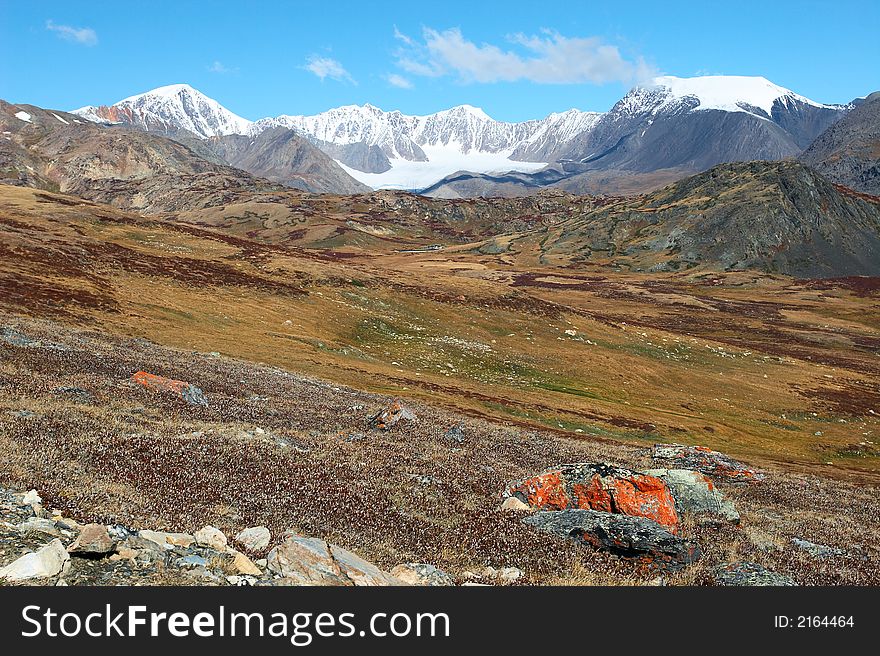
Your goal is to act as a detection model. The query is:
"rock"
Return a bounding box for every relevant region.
[645,468,739,523]
[0,539,70,581]
[22,489,42,506]
[194,525,227,551]
[445,424,465,444]
[267,535,351,586]
[712,562,797,586]
[131,371,208,406]
[505,463,679,531]
[16,518,63,537]
[369,398,416,431]
[652,444,764,482]
[390,563,454,586]
[500,496,532,512]
[67,524,116,555]
[138,530,195,549]
[0,327,34,347]
[481,566,523,583]
[523,509,700,571]
[329,545,402,586]
[176,554,208,569]
[52,386,95,403]
[226,548,263,576]
[235,526,271,553]
[791,538,845,558]
[266,534,400,586]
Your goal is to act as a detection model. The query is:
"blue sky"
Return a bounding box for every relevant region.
[1,1,878,121]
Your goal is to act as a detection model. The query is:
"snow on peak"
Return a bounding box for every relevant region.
[640,75,833,117]
[73,84,252,138]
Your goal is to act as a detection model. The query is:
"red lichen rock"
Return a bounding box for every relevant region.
[368,398,416,431]
[131,371,207,406]
[505,463,680,531]
[651,444,764,482]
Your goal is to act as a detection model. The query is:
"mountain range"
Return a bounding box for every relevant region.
[71,76,862,195]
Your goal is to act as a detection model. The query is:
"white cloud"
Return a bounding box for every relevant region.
[394,27,654,85]
[385,73,413,89]
[208,61,238,74]
[303,55,356,84]
[46,20,98,46]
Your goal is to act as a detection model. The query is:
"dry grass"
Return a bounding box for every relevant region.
[1,315,879,585]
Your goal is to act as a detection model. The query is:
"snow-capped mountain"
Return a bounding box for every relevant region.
[72,76,851,192]
[73,84,252,139]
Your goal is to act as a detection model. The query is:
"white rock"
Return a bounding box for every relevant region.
[138,530,195,549]
[0,539,70,581]
[22,489,42,506]
[194,525,227,551]
[227,548,262,576]
[235,526,271,552]
[500,496,531,511]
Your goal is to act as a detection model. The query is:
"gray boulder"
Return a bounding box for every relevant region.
[712,562,797,586]
[646,468,739,523]
[523,509,700,571]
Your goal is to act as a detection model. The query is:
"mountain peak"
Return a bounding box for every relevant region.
[73,83,252,138]
[642,74,832,116]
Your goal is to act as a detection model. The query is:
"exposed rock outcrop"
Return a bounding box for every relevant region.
[523,509,700,571]
[505,463,679,531]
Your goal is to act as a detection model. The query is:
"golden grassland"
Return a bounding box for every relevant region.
[1,183,878,477]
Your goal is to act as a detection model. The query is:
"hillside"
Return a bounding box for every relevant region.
[514,161,880,277]
[800,91,880,195]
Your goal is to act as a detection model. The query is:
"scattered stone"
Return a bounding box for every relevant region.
[176,554,208,569]
[652,444,764,482]
[235,526,271,553]
[0,327,34,347]
[390,563,454,586]
[500,496,531,512]
[131,371,208,406]
[267,535,351,586]
[369,399,416,431]
[0,539,70,582]
[646,468,739,523]
[67,524,116,555]
[712,562,797,586]
[194,525,227,551]
[505,463,679,531]
[791,538,845,558]
[482,566,524,583]
[228,548,263,576]
[524,509,700,571]
[107,524,135,541]
[16,518,63,537]
[266,534,400,586]
[52,386,95,403]
[445,424,465,444]
[138,530,195,549]
[330,545,402,586]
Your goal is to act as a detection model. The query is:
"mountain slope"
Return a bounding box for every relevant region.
[515,161,880,277]
[0,99,280,212]
[72,86,370,194]
[69,77,854,194]
[74,84,253,138]
[799,91,880,195]
[543,76,846,170]
[204,127,370,194]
